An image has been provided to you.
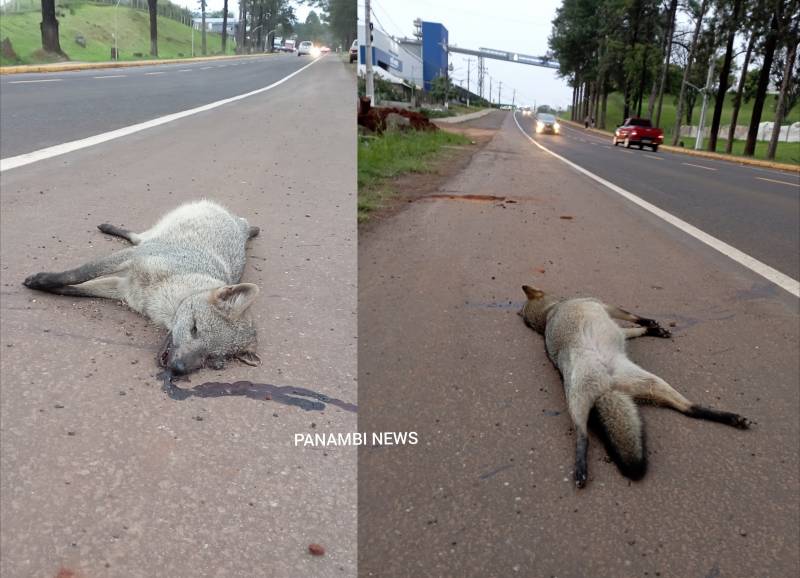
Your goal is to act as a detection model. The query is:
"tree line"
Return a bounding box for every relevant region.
[548,0,799,158]
[37,0,355,61]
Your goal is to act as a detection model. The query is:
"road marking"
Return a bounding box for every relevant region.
[144,71,166,76]
[201,66,213,70]
[8,78,63,84]
[93,75,127,79]
[756,176,799,187]
[1,57,323,173]
[682,162,717,171]
[513,113,799,298]
[643,154,663,161]
[178,69,192,72]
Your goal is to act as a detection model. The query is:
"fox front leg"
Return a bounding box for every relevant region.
[575,430,589,488]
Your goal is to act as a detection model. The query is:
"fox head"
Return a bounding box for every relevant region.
[520,285,560,334]
[159,283,260,374]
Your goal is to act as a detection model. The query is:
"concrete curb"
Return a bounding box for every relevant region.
[0,53,275,75]
[434,108,493,124]
[557,117,799,173]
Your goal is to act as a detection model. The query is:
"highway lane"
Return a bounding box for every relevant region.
[516,114,800,280]
[358,111,799,577]
[1,56,356,577]
[0,53,319,158]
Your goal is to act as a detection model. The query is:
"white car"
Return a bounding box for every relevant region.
[297,41,319,57]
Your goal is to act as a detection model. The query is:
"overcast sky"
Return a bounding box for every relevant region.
[365,0,572,109]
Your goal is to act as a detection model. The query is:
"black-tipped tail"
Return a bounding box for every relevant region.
[590,391,647,481]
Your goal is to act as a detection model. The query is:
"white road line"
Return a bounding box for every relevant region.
[8,78,63,84]
[756,176,799,187]
[643,154,663,161]
[1,57,322,173]
[144,71,166,76]
[93,75,127,79]
[512,113,799,298]
[682,162,717,171]
[178,69,192,72]
[201,66,213,70]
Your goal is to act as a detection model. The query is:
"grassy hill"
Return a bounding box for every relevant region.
[1,4,234,66]
[572,91,799,164]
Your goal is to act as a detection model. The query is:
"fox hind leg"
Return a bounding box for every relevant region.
[24,249,132,292]
[618,362,750,429]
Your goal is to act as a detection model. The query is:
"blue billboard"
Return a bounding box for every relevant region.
[421,21,448,92]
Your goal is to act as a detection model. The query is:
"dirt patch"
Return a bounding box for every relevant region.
[358,123,499,232]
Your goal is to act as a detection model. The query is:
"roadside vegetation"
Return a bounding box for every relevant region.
[0,0,356,66]
[1,4,231,65]
[549,0,799,161]
[358,129,471,222]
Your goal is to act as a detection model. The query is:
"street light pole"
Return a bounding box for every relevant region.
[364,0,375,103]
[114,0,122,61]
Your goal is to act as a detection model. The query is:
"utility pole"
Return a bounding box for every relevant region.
[695,49,716,150]
[498,81,502,107]
[364,0,375,103]
[478,57,485,100]
[512,89,516,109]
[465,57,473,107]
[489,76,492,106]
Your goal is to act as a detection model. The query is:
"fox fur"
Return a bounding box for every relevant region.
[520,285,749,488]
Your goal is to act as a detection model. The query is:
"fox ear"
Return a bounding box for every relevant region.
[210,283,259,319]
[522,285,545,299]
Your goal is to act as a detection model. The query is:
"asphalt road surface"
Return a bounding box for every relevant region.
[1,55,356,577]
[516,115,800,280]
[0,53,317,158]
[359,111,799,577]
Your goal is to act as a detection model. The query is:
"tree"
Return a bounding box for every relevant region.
[39,0,63,55]
[148,0,158,57]
[222,0,230,53]
[725,31,756,153]
[744,0,784,156]
[651,0,679,125]
[767,2,799,159]
[707,0,743,151]
[671,0,709,146]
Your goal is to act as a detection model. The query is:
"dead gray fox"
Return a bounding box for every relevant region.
[520,285,750,488]
[24,200,261,375]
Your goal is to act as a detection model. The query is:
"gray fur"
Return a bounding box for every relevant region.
[24,200,261,374]
[520,285,749,487]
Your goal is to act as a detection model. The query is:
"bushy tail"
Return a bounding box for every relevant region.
[590,390,647,480]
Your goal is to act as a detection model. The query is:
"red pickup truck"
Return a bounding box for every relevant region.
[613,118,664,152]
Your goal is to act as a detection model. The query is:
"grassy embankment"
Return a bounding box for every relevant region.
[0,3,234,66]
[358,129,471,222]
[573,91,799,164]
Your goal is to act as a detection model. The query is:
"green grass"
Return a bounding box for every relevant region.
[358,129,471,221]
[578,91,799,164]
[1,4,234,66]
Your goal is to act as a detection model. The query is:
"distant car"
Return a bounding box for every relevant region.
[320,46,331,54]
[521,107,532,117]
[349,39,358,63]
[613,118,664,151]
[535,113,560,134]
[297,41,315,56]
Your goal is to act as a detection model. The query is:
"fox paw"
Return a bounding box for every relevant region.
[23,272,59,289]
[646,325,672,338]
[732,414,751,429]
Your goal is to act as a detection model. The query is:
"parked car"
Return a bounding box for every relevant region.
[535,113,560,134]
[613,118,664,151]
[349,39,358,63]
[297,41,319,57]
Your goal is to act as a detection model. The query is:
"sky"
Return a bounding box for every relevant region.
[364,0,572,109]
